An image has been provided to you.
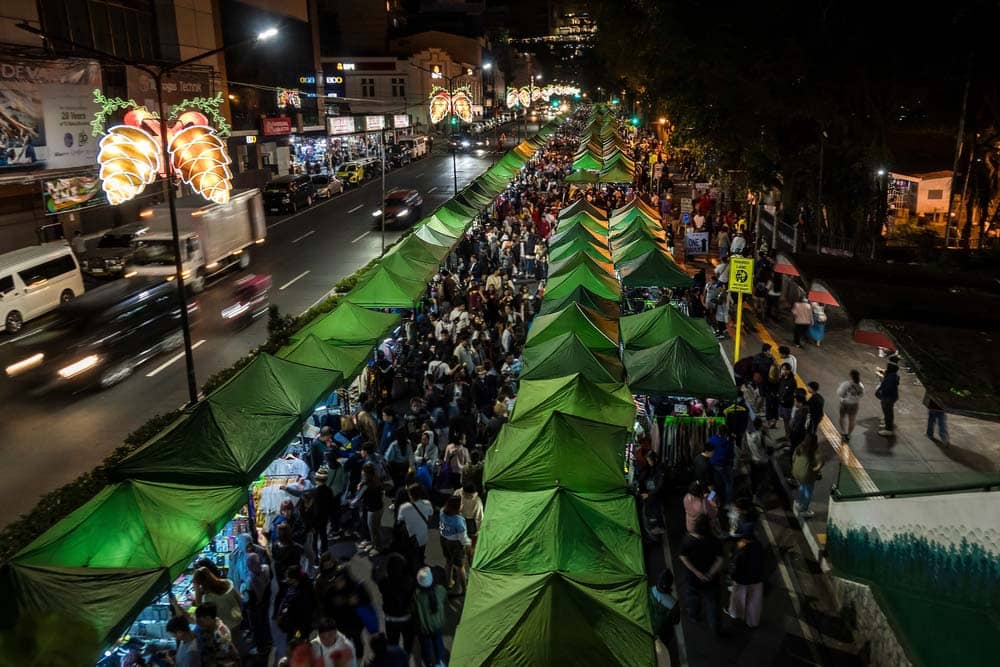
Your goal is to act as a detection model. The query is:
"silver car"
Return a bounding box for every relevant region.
[311,174,344,199]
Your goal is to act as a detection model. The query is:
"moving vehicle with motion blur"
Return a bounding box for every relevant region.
[79,223,149,278]
[221,274,271,329]
[125,189,266,293]
[263,175,316,213]
[399,136,429,159]
[0,245,84,333]
[310,174,343,199]
[4,276,198,391]
[378,189,423,229]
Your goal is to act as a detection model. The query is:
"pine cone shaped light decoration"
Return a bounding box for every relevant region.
[97,126,161,205]
[169,125,233,205]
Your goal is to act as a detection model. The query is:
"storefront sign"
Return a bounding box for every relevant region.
[680,197,693,214]
[127,66,211,112]
[41,174,105,215]
[276,88,301,109]
[685,231,710,255]
[336,63,356,71]
[393,114,410,129]
[365,115,385,131]
[327,116,356,135]
[0,60,102,173]
[262,117,293,136]
[430,65,443,80]
[245,135,257,144]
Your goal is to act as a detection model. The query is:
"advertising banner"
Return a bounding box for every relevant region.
[262,117,292,136]
[684,231,710,255]
[327,117,356,135]
[365,115,385,131]
[126,66,212,112]
[41,174,105,215]
[0,59,102,173]
[393,114,410,129]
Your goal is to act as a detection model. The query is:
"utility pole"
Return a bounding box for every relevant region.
[945,60,971,249]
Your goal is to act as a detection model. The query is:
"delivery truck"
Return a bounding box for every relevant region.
[125,189,266,292]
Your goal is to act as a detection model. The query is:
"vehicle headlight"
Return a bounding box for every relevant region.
[58,355,100,379]
[397,209,409,217]
[461,140,471,148]
[6,353,44,377]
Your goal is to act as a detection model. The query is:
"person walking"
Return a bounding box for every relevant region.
[808,301,827,346]
[683,481,720,533]
[412,567,447,667]
[805,381,825,435]
[744,417,770,501]
[679,515,725,633]
[439,495,471,596]
[875,362,900,437]
[836,370,865,441]
[726,525,765,628]
[926,396,949,446]
[792,433,823,518]
[353,463,385,555]
[777,363,797,435]
[377,553,416,655]
[648,570,680,644]
[708,426,735,507]
[791,296,812,348]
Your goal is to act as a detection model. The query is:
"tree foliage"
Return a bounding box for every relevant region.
[592,0,1000,242]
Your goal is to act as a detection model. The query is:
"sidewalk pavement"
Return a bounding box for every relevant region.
[718,294,1000,560]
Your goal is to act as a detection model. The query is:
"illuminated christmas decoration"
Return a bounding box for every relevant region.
[427,86,475,124]
[91,91,233,205]
[518,87,531,108]
[276,87,301,109]
[506,88,520,109]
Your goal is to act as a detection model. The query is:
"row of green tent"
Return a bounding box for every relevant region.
[566,112,637,184]
[451,147,656,664]
[0,122,562,657]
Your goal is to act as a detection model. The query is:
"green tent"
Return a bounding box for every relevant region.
[619,304,720,354]
[525,303,619,353]
[572,150,603,171]
[625,337,737,398]
[565,168,600,183]
[281,335,373,379]
[537,285,619,319]
[618,249,693,289]
[599,161,635,183]
[548,225,608,253]
[548,237,612,264]
[547,251,615,282]
[380,244,440,280]
[485,415,628,492]
[511,374,634,428]
[611,223,666,248]
[345,264,426,308]
[290,301,398,346]
[559,198,609,221]
[412,223,459,250]
[610,209,661,235]
[543,263,621,303]
[611,236,667,264]
[111,354,339,485]
[450,570,655,667]
[7,480,249,646]
[520,331,624,383]
[556,212,608,237]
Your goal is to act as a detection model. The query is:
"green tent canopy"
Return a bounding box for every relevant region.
[525,303,619,353]
[548,237,613,264]
[547,252,615,283]
[572,150,603,171]
[548,224,608,253]
[290,301,399,347]
[559,198,609,221]
[556,211,609,237]
[450,570,655,667]
[472,490,642,575]
[619,304,720,354]
[412,223,459,250]
[380,244,440,280]
[618,250,693,289]
[537,285,619,319]
[111,354,339,485]
[610,207,661,233]
[564,168,600,184]
[281,335,373,379]
[520,331,624,383]
[511,374,634,428]
[345,264,426,309]
[485,415,628,493]
[611,223,666,249]
[598,161,636,184]
[611,236,667,264]
[625,337,737,399]
[543,263,621,303]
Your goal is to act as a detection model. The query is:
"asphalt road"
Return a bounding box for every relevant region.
[0,148,496,528]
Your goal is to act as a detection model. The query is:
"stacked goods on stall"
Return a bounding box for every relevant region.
[0,120,563,660]
[452,114,657,665]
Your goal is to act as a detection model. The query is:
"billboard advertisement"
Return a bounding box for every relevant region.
[0,59,102,173]
[42,174,106,215]
[126,66,213,112]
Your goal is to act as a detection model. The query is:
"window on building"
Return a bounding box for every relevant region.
[38,0,157,61]
[927,189,944,200]
[391,77,406,98]
[361,78,376,97]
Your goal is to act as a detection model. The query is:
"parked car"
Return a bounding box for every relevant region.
[386,144,412,168]
[311,174,344,199]
[379,189,423,228]
[1,245,84,333]
[80,223,149,278]
[4,276,198,391]
[336,161,364,186]
[263,175,316,214]
[399,136,429,159]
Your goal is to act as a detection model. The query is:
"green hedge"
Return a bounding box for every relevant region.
[0,236,403,564]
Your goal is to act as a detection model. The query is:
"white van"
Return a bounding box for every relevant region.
[0,245,84,333]
[399,136,429,159]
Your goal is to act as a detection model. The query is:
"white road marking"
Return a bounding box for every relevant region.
[279,271,310,291]
[146,339,206,377]
[352,231,371,243]
[427,186,438,193]
[416,172,425,177]
[0,329,42,347]
[386,187,401,194]
[348,204,364,213]
[292,229,316,244]
[266,200,330,228]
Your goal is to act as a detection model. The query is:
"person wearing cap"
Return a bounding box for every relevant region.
[726,523,765,628]
[310,617,356,667]
[412,567,447,666]
[648,569,680,643]
[875,361,900,436]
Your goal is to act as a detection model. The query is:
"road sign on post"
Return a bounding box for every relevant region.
[728,257,754,361]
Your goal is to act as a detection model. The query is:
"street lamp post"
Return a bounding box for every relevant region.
[18,22,278,406]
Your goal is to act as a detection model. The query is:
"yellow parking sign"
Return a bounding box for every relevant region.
[729,257,754,294]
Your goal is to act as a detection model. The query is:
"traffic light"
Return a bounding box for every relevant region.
[450,116,458,126]
[611,97,620,105]
[630,115,640,127]
[550,99,559,108]
[573,92,581,100]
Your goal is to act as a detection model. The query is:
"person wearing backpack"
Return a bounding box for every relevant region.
[412,567,447,667]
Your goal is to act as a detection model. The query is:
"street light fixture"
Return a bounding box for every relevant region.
[17,22,278,406]
[876,168,886,176]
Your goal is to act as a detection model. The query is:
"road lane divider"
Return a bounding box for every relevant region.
[292,229,316,244]
[427,186,438,193]
[348,204,364,213]
[351,231,371,244]
[279,271,310,291]
[146,339,206,377]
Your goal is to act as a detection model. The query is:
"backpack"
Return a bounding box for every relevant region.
[767,362,780,384]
